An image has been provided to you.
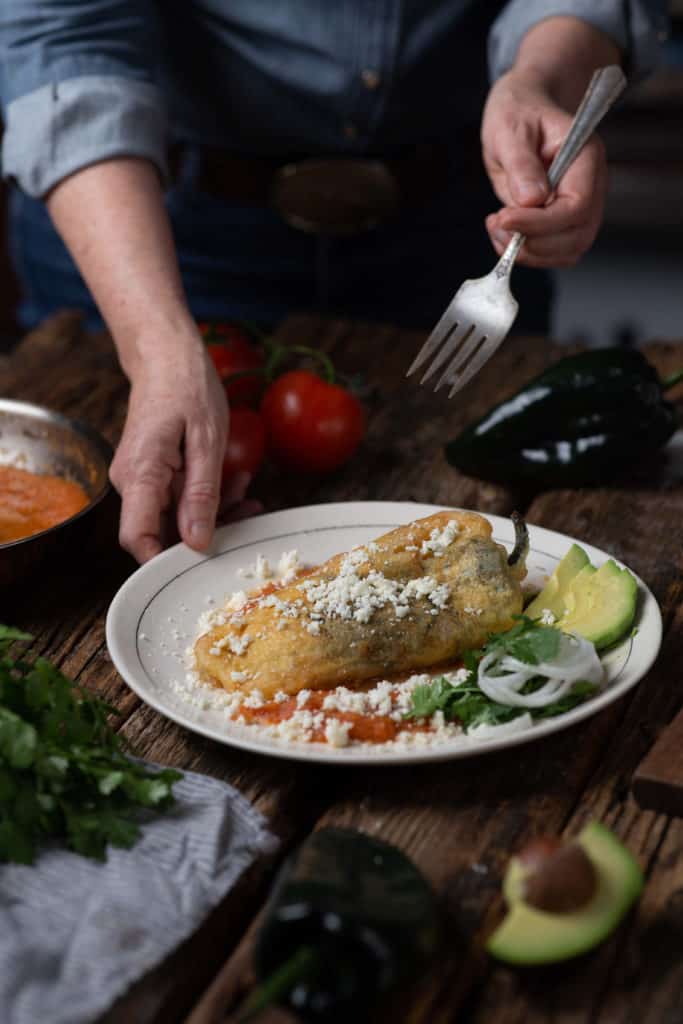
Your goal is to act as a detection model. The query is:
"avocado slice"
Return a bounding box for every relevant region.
[525,544,590,621]
[557,560,637,650]
[526,545,637,650]
[487,822,643,965]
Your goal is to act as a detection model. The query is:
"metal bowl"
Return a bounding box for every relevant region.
[0,398,114,586]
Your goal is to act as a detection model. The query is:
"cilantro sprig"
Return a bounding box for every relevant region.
[481,615,561,665]
[406,617,597,729]
[0,625,181,864]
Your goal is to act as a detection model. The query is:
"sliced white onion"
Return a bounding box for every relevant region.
[467,713,534,740]
[500,636,596,679]
[477,631,603,709]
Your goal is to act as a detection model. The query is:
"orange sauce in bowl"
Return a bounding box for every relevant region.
[0,465,90,543]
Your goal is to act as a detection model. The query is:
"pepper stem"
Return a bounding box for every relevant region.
[661,368,683,391]
[236,946,320,1022]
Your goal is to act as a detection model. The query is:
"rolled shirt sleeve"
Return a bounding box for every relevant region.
[0,3,167,197]
[488,0,669,82]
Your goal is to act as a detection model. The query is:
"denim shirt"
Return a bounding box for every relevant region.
[0,1,667,198]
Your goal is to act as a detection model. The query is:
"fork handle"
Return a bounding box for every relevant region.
[494,64,627,279]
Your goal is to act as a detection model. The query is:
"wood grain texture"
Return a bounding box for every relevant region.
[184,341,683,1024]
[3,313,682,1024]
[632,704,683,816]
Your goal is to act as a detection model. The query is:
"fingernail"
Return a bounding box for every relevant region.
[493,229,509,245]
[190,520,210,546]
[517,180,545,201]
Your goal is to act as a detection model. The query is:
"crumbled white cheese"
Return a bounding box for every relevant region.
[258,593,302,618]
[175,653,479,750]
[540,608,556,625]
[277,549,301,583]
[231,671,251,684]
[445,667,471,685]
[402,576,450,608]
[243,688,264,706]
[237,554,272,580]
[420,519,459,556]
[225,590,248,613]
[196,607,227,638]
[325,718,352,748]
[229,633,250,655]
[298,565,449,625]
[306,621,321,636]
[463,606,484,616]
[256,554,272,579]
[209,632,251,656]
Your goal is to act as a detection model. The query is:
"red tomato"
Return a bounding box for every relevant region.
[222,408,267,482]
[260,370,365,473]
[202,324,264,405]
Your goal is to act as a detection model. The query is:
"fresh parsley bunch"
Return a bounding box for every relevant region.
[0,625,181,864]
[406,617,597,729]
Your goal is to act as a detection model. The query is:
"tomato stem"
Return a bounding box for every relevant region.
[286,345,336,384]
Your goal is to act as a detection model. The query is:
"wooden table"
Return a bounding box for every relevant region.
[3,312,683,1023]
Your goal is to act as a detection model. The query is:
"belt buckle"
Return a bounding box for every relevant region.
[271,158,401,235]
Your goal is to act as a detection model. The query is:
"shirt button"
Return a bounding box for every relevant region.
[361,69,381,90]
[343,120,358,140]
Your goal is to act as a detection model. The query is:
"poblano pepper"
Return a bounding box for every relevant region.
[238,827,439,1022]
[445,348,682,487]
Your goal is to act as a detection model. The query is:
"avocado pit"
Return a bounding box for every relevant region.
[519,836,598,913]
[487,821,644,965]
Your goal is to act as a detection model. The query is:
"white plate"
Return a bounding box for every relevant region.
[106,502,662,765]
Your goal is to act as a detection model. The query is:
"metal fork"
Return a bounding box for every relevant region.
[407,65,627,398]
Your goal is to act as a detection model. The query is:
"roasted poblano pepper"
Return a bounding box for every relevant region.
[239,828,438,1022]
[446,348,682,487]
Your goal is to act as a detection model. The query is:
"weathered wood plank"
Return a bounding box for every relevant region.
[188,343,683,1022]
[0,314,465,1020]
[632,704,683,816]
[467,596,683,1024]
[4,312,682,1024]
[448,424,683,1021]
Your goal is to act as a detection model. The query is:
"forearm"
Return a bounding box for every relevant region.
[509,16,622,110]
[46,157,200,381]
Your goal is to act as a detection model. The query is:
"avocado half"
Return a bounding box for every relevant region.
[487,822,643,965]
[526,545,637,650]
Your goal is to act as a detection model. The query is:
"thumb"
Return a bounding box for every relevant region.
[501,126,549,207]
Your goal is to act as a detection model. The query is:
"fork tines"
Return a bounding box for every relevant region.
[407,314,488,395]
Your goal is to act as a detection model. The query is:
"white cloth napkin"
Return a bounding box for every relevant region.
[0,767,277,1024]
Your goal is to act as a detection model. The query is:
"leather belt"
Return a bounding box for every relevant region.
[169,143,454,235]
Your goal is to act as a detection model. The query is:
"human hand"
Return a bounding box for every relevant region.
[481,69,608,268]
[109,340,232,563]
